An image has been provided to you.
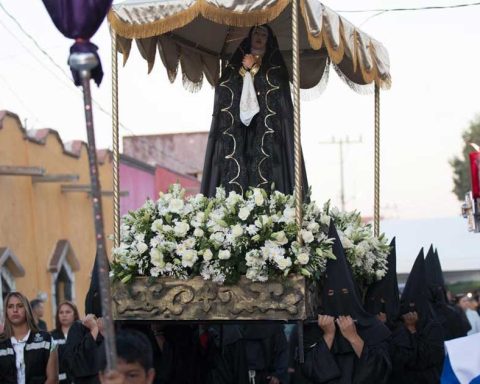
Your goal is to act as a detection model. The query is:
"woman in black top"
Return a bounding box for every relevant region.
[0,291,58,384]
[51,301,80,383]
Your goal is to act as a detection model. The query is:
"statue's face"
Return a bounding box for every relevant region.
[251,26,269,51]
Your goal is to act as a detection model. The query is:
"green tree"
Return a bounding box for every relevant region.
[450,116,480,201]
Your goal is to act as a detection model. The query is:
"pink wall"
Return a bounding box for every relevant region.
[155,166,200,197]
[120,160,156,216]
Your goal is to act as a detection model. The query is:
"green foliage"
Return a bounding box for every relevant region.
[450,116,480,201]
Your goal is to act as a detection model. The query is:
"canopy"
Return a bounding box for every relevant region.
[108,0,391,92]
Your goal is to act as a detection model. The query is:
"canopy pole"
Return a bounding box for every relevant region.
[292,0,303,243]
[111,27,120,248]
[373,84,380,236]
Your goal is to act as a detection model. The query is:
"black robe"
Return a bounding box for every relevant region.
[290,324,391,384]
[388,321,445,384]
[62,321,103,384]
[201,26,308,197]
[50,329,71,384]
[208,324,289,384]
[394,249,445,384]
[425,246,470,339]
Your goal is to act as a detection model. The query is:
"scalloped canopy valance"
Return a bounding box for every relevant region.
[108,0,391,92]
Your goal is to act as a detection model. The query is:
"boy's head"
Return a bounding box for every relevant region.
[100,329,155,384]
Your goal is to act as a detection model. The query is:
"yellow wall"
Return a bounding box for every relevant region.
[0,111,114,328]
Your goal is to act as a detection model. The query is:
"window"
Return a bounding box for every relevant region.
[0,248,25,315]
[48,240,80,315]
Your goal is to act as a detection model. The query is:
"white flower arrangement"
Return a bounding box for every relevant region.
[112,185,390,285]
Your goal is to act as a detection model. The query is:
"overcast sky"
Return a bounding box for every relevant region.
[1,0,480,225]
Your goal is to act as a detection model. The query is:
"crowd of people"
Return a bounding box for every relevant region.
[1,228,479,384]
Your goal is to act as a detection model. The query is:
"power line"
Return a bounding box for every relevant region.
[337,1,480,13]
[0,3,195,171]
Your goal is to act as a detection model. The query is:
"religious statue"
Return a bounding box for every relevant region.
[201,25,308,197]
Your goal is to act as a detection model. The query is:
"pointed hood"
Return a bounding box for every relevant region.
[400,248,433,325]
[364,238,400,322]
[425,245,447,304]
[84,252,103,317]
[322,222,390,347]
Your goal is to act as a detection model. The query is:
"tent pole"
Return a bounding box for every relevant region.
[111,27,120,248]
[374,84,380,236]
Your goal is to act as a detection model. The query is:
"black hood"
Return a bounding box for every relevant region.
[400,249,434,326]
[321,222,390,349]
[425,245,448,305]
[84,252,103,318]
[364,238,400,322]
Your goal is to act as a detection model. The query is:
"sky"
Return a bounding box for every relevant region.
[0,0,479,270]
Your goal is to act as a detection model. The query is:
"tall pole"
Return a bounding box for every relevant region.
[374,84,381,236]
[111,28,120,248]
[69,52,117,371]
[319,136,362,212]
[292,0,302,244]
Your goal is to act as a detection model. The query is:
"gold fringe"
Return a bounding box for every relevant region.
[108,0,391,88]
[108,0,290,40]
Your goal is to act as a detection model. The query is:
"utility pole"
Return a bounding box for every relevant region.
[319,136,362,211]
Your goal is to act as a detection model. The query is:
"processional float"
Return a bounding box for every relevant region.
[43,0,392,370]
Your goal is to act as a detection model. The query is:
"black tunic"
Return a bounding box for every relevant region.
[201,27,308,197]
[50,329,71,384]
[387,321,445,384]
[208,324,289,384]
[63,321,103,384]
[290,325,391,384]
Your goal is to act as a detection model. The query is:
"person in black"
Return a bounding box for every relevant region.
[425,245,471,339]
[51,301,80,383]
[30,299,48,331]
[386,249,445,384]
[201,24,308,197]
[0,291,58,384]
[291,222,391,384]
[209,323,289,384]
[63,253,105,384]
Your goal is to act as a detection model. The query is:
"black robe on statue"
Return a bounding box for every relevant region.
[291,223,391,384]
[201,25,308,197]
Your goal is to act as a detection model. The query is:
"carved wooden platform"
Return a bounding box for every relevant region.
[112,275,318,321]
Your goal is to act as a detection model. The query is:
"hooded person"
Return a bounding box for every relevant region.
[385,249,445,384]
[208,324,289,384]
[290,222,391,384]
[425,245,471,339]
[63,252,105,384]
[364,238,400,329]
[200,24,308,198]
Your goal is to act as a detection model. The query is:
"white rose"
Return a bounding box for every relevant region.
[194,228,204,237]
[307,222,320,233]
[168,198,184,213]
[342,237,354,249]
[210,232,225,244]
[136,242,148,254]
[238,207,251,221]
[151,219,163,233]
[162,225,173,233]
[203,249,213,261]
[150,248,164,267]
[174,222,190,237]
[181,249,198,268]
[218,250,231,260]
[375,269,386,280]
[276,257,292,271]
[272,231,288,245]
[231,224,244,238]
[301,230,314,244]
[297,252,309,265]
[253,189,264,206]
